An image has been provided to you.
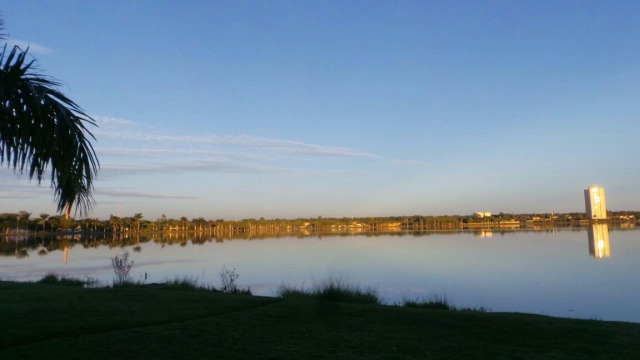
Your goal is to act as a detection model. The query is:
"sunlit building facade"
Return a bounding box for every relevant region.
[475,212,492,218]
[584,185,607,220]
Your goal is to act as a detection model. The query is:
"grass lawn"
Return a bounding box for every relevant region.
[1,281,639,359]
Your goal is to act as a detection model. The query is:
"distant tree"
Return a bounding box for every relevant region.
[180,217,189,232]
[109,215,123,233]
[59,217,76,230]
[17,211,30,221]
[78,217,97,232]
[38,213,49,232]
[47,216,62,231]
[133,213,143,232]
[192,217,206,232]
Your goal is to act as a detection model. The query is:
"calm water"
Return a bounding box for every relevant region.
[1,225,639,323]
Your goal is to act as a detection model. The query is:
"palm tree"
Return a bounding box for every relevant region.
[133,213,143,232]
[0,19,98,218]
[180,217,189,232]
[38,213,49,232]
[109,215,123,233]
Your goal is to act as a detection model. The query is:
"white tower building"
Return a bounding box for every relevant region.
[584,185,607,220]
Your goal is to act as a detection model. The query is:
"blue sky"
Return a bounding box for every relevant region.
[2,1,640,220]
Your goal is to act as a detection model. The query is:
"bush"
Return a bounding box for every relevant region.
[314,278,380,305]
[156,277,203,291]
[403,295,452,310]
[276,285,309,299]
[218,266,251,294]
[278,278,380,305]
[37,274,86,287]
[111,250,134,285]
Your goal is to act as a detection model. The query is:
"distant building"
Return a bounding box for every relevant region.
[475,212,492,218]
[584,185,607,220]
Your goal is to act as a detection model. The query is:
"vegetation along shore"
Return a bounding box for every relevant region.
[1,278,639,359]
[1,210,638,236]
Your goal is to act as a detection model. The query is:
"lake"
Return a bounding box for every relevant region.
[1,224,639,323]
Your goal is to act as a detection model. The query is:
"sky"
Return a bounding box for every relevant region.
[2,1,640,220]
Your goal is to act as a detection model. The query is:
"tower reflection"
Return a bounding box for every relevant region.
[587,223,610,259]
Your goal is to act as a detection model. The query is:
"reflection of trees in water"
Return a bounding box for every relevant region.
[5,226,635,258]
[15,249,28,259]
[0,235,96,257]
[0,230,473,258]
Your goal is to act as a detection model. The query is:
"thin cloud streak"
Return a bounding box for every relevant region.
[95,189,198,200]
[100,159,285,176]
[92,115,421,176]
[96,147,272,161]
[5,39,53,55]
[94,129,372,158]
[0,183,50,199]
[388,159,425,166]
[0,191,42,199]
[93,116,134,127]
[92,115,373,158]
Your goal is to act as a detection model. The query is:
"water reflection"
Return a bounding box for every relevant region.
[0,226,622,266]
[587,224,610,259]
[474,229,492,238]
[1,230,460,261]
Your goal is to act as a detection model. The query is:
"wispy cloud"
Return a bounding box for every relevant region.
[94,129,372,158]
[95,189,198,200]
[388,159,425,166]
[0,191,42,199]
[5,39,53,55]
[95,147,271,161]
[92,115,374,158]
[93,116,134,127]
[90,115,420,178]
[101,159,284,176]
[0,182,51,199]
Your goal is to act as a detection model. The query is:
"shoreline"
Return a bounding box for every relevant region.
[1,279,639,359]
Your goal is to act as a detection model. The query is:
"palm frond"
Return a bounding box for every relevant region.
[0,44,99,217]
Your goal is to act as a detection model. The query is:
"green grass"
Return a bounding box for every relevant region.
[1,280,639,359]
[109,276,252,294]
[156,276,207,291]
[36,274,87,287]
[402,295,452,310]
[278,278,380,305]
[112,276,204,291]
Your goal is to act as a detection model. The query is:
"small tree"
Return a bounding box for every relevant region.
[219,265,239,293]
[111,250,134,285]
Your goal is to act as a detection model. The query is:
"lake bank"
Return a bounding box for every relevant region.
[2,227,640,323]
[1,280,639,359]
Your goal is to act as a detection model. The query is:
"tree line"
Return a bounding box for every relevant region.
[2,211,638,235]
